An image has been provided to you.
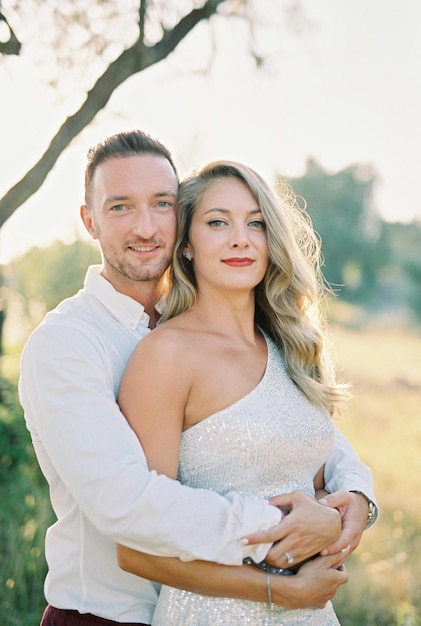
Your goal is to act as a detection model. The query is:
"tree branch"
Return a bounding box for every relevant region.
[0,10,22,55]
[0,0,230,227]
[138,0,148,40]
[156,0,226,55]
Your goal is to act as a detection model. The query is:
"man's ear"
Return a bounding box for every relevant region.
[80,204,98,240]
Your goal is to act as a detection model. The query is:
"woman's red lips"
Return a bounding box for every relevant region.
[222,258,254,267]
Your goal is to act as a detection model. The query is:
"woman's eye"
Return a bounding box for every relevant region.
[249,220,266,229]
[208,219,227,227]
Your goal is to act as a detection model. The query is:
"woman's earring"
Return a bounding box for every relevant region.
[183,250,192,261]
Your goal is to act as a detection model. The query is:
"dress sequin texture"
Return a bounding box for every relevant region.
[151,332,340,625]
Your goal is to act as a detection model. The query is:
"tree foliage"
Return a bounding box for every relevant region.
[382,221,421,318]
[0,370,54,625]
[285,159,386,302]
[10,239,100,319]
[283,160,421,320]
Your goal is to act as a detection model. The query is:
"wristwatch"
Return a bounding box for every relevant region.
[351,491,377,529]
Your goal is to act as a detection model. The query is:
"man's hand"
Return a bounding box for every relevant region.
[318,490,369,555]
[244,491,341,569]
[271,552,348,609]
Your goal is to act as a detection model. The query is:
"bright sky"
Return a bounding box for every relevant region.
[1,0,420,264]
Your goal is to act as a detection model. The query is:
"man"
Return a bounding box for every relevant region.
[19,130,377,626]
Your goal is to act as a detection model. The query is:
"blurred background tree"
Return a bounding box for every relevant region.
[284,159,421,322]
[286,159,386,302]
[9,240,100,321]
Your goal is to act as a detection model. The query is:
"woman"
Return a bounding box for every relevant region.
[118,161,348,624]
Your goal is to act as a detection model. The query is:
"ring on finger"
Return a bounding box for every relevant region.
[284,551,294,565]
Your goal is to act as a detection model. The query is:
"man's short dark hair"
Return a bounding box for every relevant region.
[84,130,178,205]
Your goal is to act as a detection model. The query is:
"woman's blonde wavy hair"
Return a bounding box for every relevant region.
[163,160,349,415]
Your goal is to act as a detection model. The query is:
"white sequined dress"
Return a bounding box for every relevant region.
[151,332,340,625]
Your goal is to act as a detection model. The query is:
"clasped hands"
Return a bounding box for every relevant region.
[242,490,368,608]
[245,490,367,568]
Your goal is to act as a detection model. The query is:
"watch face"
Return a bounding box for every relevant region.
[366,501,376,528]
[351,491,376,526]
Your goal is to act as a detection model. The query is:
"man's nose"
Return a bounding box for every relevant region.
[131,207,159,239]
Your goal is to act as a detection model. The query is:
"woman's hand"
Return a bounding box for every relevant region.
[244,491,341,569]
[271,552,348,610]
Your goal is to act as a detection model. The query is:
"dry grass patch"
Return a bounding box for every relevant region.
[330,324,421,625]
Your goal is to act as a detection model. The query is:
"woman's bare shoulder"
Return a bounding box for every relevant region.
[131,317,195,364]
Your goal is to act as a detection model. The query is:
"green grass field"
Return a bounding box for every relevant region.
[331,324,421,625]
[1,322,420,625]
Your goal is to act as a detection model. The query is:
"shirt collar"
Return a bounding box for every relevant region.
[84,265,151,330]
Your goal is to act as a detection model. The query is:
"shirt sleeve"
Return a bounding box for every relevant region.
[325,425,378,514]
[19,322,281,566]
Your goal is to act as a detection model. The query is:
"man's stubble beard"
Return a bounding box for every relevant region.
[104,251,172,284]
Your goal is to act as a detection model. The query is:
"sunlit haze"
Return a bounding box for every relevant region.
[1,0,420,264]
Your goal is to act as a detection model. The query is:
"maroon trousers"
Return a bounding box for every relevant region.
[40,605,150,626]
